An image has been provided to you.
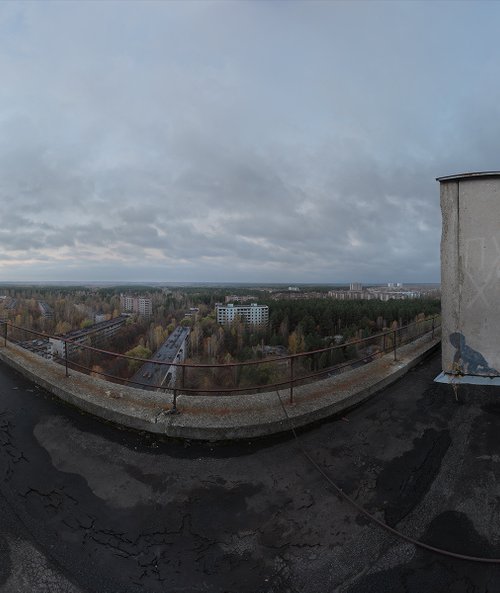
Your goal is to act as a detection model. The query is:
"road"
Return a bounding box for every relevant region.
[1,351,500,592]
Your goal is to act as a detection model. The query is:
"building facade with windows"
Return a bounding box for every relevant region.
[216,303,269,326]
[50,315,128,358]
[120,294,152,316]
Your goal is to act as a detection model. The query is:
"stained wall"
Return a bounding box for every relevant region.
[439,173,500,377]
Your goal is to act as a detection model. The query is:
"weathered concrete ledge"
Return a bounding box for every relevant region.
[0,333,440,441]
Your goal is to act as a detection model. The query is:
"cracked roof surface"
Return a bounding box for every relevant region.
[0,350,500,592]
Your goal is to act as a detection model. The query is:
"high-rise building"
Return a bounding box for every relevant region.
[216,303,269,325]
[120,294,152,316]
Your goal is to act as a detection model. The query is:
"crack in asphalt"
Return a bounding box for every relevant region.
[3,354,500,593]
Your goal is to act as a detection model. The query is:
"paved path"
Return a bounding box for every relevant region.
[1,350,500,592]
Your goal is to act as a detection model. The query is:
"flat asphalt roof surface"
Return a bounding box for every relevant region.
[1,349,500,592]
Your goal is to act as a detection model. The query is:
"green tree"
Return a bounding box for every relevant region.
[125,345,152,373]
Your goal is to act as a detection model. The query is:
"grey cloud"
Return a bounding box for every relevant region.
[1,1,500,282]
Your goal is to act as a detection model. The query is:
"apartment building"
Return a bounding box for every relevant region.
[38,301,54,319]
[50,315,127,358]
[131,326,190,390]
[328,289,420,301]
[224,295,254,304]
[328,290,375,301]
[216,303,269,325]
[120,294,152,316]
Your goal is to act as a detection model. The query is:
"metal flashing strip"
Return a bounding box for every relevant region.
[434,371,500,386]
[436,171,500,183]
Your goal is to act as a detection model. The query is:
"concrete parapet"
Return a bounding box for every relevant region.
[0,333,440,441]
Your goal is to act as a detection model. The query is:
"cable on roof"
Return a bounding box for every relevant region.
[275,389,500,564]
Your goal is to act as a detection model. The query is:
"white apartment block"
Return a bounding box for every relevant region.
[216,303,269,326]
[120,294,152,316]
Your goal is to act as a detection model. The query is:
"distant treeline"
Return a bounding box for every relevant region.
[266,297,441,337]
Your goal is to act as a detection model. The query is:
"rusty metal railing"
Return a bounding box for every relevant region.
[0,316,440,404]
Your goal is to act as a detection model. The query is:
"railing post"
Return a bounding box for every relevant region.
[289,357,294,404]
[382,332,386,353]
[64,341,69,377]
[170,389,178,414]
[3,322,6,347]
[181,364,186,393]
[167,364,182,415]
[233,364,238,388]
[393,329,397,361]
[431,317,435,340]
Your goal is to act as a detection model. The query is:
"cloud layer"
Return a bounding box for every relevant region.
[0,1,499,283]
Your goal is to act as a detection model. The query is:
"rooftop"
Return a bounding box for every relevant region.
[436,170,500,182]
[130,325,190,389]
[53,314,127,341]
[2,348,500,592]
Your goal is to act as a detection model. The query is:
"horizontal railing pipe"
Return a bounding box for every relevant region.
[0,315,441,397]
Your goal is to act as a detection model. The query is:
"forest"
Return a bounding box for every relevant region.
[0,286,440,389]
[184,295,440,363]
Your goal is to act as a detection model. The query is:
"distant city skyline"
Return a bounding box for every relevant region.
[0,1,499,282]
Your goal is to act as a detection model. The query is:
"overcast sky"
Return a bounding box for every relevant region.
[1,1,499,284]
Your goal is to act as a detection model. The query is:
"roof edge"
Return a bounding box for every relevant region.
[436,171,500,182]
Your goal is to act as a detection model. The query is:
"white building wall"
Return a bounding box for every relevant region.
[216,303,269,325]
[439,172,500,377]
